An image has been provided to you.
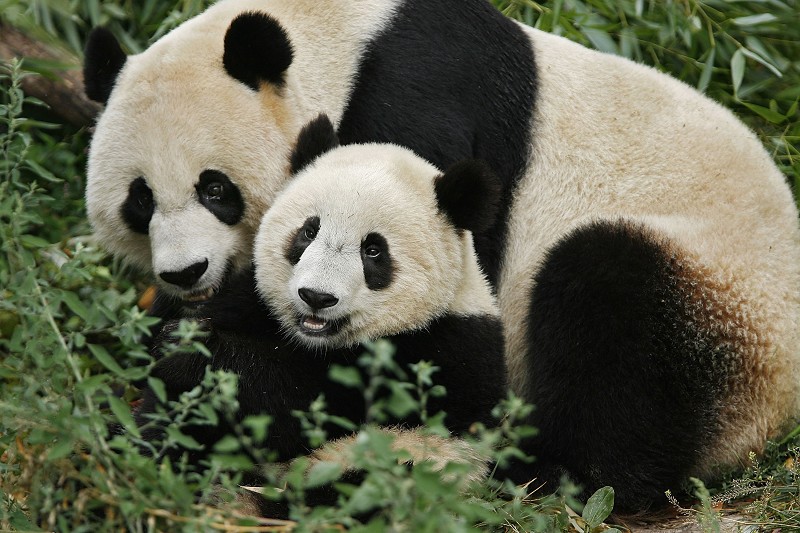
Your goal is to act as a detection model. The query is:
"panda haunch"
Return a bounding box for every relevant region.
[84,0,800,511]
[137,116,507,492]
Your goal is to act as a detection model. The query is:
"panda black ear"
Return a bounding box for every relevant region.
[290,114,340,175]
[435,160,502,234]
[83,27,127,104]
[223,12,293,91]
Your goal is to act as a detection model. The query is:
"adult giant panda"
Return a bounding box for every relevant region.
[83,0,800,511]
[138,115,506,499]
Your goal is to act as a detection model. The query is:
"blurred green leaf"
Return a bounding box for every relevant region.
[108,394,141,438]
[741,101,787,124]
[731,48,746,96]
[582,486,615,529]
[733,13,778,27]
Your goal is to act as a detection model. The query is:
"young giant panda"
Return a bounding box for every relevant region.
[84,0,800,511]
[138,115,507,490]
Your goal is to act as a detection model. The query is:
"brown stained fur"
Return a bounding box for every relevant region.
[668,245,794,476]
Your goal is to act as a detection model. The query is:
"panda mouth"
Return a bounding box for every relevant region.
[297,315,347,337]
[178,262,234,307]
[183,287,216,304]
[181,287,217,310]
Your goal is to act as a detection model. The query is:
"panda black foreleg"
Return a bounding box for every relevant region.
[518,220,730,512]
[390,313,508,432]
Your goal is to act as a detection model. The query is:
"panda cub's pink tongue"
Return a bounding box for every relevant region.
[302,316,328,331]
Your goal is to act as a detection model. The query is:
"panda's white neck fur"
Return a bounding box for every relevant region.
[449,232,499,318]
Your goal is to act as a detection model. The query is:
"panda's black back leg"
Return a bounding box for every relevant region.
[519,220,733,511]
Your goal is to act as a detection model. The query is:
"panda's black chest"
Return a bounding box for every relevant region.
[207,332,368,460]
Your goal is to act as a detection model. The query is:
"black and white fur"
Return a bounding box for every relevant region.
[137,116,507,492]
[85,0,800,511]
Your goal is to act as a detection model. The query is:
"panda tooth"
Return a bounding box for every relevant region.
[303,316,328,331]
[185,288,214,302]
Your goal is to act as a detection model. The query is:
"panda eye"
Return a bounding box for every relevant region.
[137,192,153,211]
[196,170,244,226]
[204,182,224,200]
[121,177,155,235]
[286,216,321,265]
[364,245,381,258]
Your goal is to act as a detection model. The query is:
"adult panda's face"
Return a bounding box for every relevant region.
[254,144,466,350]
[84,13,298,303]
[86,78,289,302]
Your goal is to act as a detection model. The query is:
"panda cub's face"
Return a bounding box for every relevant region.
[254,144,468,350]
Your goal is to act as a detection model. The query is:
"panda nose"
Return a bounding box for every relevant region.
[159,259,209,288]
[298,287,339,310]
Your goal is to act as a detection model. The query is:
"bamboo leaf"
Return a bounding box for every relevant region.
[697,48,716,93]
[731,48,745,96]
[732,13,778,26]
[740,47,782,78]
[740,101,787,124]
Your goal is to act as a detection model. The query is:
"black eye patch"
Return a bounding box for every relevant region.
[361,232,393,290]
[196,170,244,225]
[121,177,154,235]
[285,216,320,265]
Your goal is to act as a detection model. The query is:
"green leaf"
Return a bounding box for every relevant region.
[108,395,141,438]
[46,438,74,460]
[582,27,618,55]
[75,374,109,395]
[786,98,798,118]
[242,414,272,444]
[739,47,782,78]
[430,384,447,398]
[582,486,615,528]
[740,101,787,124]
[213,435,241,453]
[19,235,50,249]
[306,461,342,488]
[165,426,203,450]
[60,291,90,322]
[387,381,417,418]
[24,159,61,183]
[697,48,715,93]
[732,13,778,26]
[88,343,127,377]
[345,481,382,515]
[329,365,363,389]
[197,402,219,425]
[147,376,167,404]
[731,49,745,96]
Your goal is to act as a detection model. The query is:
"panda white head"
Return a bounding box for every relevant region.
[253,116,501,349]
[83,12,304,303]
